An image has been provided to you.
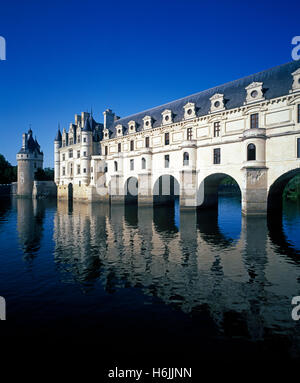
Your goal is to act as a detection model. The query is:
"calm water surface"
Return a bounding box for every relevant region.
[0,194,300,360]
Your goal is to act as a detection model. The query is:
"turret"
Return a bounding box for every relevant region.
[81,116,93,185]
[16,128,43,196]
[54,125,62,185]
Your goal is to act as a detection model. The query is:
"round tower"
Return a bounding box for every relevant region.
[54,125,62,185]
[81,116,93,186]
[16,128,44,196]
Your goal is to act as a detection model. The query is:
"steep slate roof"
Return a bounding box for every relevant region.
[83,116,92,132]
[18,129,43,155]
[109,61,300,138]
[55,128,62,141]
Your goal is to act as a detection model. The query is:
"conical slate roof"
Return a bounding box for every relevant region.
[55,128,62,141]
[82,116,92,132]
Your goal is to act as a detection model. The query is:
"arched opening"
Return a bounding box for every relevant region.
[197,173,241,238]
[198,174,241,210]
[153,175,180,206]
[124,177,138,205]
[267,169,300,216]
[68,183,73,201]
[247,143,256,161]
[183,152,189,166]
[141,157,146,170]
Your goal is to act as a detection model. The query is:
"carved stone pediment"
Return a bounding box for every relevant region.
[291,68,300,92]
[183,102,196,119]
[245,82,264,104]
[162,109,173,125]
[209,93,225,113]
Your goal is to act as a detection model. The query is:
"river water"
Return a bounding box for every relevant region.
[0,194,300,360]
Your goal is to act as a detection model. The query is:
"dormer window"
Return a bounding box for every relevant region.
[128,120,136,133]
[291,68,300,93]
[245,82,264,104]
[209,94,225,113]
[116,124,124,137]
[184,103,196,119]
[162,109,172,125]
[103,128,109,140]
[143,115,152,130]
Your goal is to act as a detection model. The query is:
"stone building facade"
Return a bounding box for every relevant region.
[54,61,300,215]
[17,128,43,196]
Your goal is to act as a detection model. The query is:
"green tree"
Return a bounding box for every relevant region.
[283,175,300,201]
[34,167,54,181]
[0,154,17,184]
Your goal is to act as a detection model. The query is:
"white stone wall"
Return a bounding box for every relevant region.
[56,80,300,213]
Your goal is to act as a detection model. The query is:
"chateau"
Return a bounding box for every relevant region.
[54,61,300,215]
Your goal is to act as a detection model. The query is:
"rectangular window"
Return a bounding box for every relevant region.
[62,140,66,147]
[145,136,150,148]
[165,132,170,145]
[83,151,87,157]
[213,122,220,137]
[83,137,87,143]
[77,136,81,143]
[91,167,93,172]
[69,138,73,145]
[164,154,170,168]
[83,168,86,173]
[187,128,193,140]
[77,150,80,158]
[77,165,80,174]
[298,105,300,124]
[130,140,134,151]
[297,138,300,158]
[69,149,73,158]
[62,167,65,176]
[118,143,121,152]
[62,154,65,161]
[250,113,259,129]
[213,148,221,164]
[105,146,108,156]
[130,159,134,171]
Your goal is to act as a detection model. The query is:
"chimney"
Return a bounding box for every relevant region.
[103,109,115,130]
[22,133,28,149]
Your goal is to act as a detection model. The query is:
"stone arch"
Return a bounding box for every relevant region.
[153,174,180,206]
[197,173,242,210]
[124,176,138,204]
[267,168,300,214]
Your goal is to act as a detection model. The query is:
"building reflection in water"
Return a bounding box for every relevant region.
[16,198,47,259]
[13,196,300,354]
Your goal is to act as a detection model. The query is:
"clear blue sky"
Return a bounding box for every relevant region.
[0,0,299,167]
